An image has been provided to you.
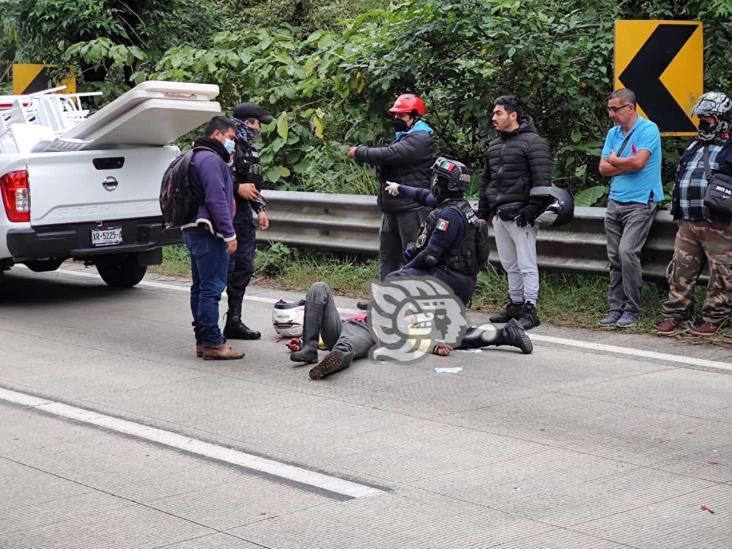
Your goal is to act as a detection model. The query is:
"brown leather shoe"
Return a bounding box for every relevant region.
[196,344,204,358]
[693,322,720,336]
[202,344,246,360]
[655,318,682,336]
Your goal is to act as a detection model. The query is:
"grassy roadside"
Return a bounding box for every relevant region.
[153,244,731,347]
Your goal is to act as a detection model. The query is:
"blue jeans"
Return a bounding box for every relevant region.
[183,228,230,346]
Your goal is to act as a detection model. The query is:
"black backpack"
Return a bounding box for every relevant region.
[455,201,490,268]
[159,146,210,229]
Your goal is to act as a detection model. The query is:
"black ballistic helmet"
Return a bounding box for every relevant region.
[529,186,575,227]
[232,102,273,124]
[430,157,471,196]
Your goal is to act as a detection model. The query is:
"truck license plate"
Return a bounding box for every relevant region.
[91,226,123,247]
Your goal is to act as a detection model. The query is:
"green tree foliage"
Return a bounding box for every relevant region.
[2,0,729,200]
[1,0,217,96]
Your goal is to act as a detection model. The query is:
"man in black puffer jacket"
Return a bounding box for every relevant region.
[478,95,552,329]
[348,94,434,280]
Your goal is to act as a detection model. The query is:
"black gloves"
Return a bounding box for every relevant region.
[514,209,535,228]
[404,242,418,261]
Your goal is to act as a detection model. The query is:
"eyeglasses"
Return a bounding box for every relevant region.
[607,104,631,113]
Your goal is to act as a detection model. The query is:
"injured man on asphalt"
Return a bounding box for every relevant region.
[276,280,533,380]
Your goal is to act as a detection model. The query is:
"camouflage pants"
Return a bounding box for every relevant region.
[662,220,732,324]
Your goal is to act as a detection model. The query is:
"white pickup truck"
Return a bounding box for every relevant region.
[0,81,221,287]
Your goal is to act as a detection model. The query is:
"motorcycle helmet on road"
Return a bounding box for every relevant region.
[272,299,305,338]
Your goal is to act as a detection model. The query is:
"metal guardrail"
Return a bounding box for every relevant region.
[258,190,677,280]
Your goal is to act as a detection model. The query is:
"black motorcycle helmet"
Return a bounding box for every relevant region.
[430,157,471,201]
[529,186,575,227]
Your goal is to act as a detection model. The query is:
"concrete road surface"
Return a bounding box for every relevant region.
[1,266,731,549]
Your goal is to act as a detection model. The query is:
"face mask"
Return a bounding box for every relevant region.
[245,126,261,140]
[697,118,717,141]
[431,174,445,202]
[235,120,262,142]
[392,118,409,132]
[223,138,236,154]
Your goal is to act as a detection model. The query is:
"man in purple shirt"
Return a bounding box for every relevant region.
[181,116,245,360]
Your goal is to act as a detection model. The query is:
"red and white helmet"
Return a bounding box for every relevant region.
[388,94,426,116]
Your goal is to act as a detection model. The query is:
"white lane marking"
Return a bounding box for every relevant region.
[0,386,381,499]
[530,334,732,372]
[54,268,730,372]
[55,268,358,309]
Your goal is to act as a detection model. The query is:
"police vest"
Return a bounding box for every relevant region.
[233,139,264,188]
[415,199,480,275]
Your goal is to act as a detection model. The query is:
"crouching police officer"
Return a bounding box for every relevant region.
[385,157,486,305]
[224,103,272,340]
[385,157,532,353]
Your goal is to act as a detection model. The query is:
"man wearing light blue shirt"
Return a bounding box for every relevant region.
[598,88,663,328]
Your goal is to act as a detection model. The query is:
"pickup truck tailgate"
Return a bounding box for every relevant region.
[27,146,178,226]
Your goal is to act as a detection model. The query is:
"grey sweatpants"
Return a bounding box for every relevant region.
[604,199,657,314]
[306,282,373,359]
[492,216,539,304]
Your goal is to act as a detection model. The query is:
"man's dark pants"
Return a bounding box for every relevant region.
[227,212,256,310]
[379,208,428,280]
[183,228,229,346]
[604,199,657,314]
[389,267,476,307]
[306,282,373,358]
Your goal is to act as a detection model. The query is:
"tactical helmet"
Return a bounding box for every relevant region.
[529,186,574,227]
[430,157,471,197]
[271,299,305,338]
[692,92,732,140]
[388,94,426,116]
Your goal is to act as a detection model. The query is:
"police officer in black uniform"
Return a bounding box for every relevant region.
[385,157,485,305]
[385,157,532,353]
[223,103,272,340]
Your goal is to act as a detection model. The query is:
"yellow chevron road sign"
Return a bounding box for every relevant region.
[615,20,703,137]
[12,64,76,95]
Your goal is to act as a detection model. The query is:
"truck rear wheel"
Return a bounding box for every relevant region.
[96,254,147,288]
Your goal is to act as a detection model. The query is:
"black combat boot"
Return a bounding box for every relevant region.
[459,326,492,349]
[223,301,261,340]
[290,302,324,364]
[492,318,533,354]
[518,302,541,330]
[309,350,353,380]
[489,300,524,323]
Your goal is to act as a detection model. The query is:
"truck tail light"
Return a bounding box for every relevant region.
[1,170,30,222]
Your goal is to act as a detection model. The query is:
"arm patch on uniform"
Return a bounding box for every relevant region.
[436,218,450,231]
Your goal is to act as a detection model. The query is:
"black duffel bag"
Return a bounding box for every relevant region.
[703,146,732,216]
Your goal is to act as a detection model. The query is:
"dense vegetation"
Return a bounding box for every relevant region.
[2,0,730,203]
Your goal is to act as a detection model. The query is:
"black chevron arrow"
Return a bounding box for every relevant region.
[619,24,698,133]
[21,67,50,94]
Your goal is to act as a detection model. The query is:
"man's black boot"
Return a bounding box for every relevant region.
[223,301,261,340]
[356,300,370,311]
[309,350,353,380]
[489,300,524,323]
[290,302,324,364]
[492,319,533,354]
[459,326,491,349]
[518,302,541,330]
